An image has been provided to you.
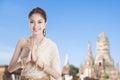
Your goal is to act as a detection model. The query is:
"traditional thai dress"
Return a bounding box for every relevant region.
[20,37,61,80]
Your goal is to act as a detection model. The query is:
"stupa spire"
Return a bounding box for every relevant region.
[85,42,94,66]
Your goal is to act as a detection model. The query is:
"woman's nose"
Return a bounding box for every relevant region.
[33,23,37,28]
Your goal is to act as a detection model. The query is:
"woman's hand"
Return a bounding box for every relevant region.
[36,57,44,70]
[31,48,37,62]
[26,51,32,63]
[30,38,44,70]
[20,52,31,68]
[31,41,38,63]
[20,47,32,68]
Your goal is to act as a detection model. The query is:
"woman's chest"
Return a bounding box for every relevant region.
[37,45,53,66]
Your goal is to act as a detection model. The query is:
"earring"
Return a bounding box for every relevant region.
[43,29,46,36]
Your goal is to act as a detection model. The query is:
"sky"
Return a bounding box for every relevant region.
[0,0,120,69]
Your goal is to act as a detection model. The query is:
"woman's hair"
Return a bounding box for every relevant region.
[28,7,47,22]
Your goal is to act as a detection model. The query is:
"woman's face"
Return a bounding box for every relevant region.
[29,13,46,35]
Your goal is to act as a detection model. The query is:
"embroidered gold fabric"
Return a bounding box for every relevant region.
[21,75,50,80]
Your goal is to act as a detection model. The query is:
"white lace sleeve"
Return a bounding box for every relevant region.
[50,43,61,80]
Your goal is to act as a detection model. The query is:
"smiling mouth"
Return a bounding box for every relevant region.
[33,28,41,32]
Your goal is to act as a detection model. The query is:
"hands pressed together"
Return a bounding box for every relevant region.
[21,41,44,70]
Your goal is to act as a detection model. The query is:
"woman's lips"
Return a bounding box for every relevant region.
[33,28,40,32]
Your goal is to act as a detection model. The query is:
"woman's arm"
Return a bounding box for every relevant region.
[43,64,61,79]
[37,58,61,80]
[8,62,22,73]
[8,39,23,73]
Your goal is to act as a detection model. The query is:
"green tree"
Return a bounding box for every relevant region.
[103,74,109,80]
[69,64,79,76]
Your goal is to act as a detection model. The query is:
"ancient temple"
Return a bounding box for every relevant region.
[95,32,114,67]
[83,42,94,77]
[79,32,120,79]
[62,54,70,76]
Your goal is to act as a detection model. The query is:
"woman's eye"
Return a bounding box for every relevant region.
[30,21,34,23]
[38,21,42,23]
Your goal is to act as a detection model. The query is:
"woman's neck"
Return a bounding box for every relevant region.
[30,34,45,50]
[31,34,44,42]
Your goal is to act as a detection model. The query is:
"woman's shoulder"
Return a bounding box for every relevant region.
[17,37,30,47]
[18,37,29,43]
[45,38,59,55]
[45,37,57,47]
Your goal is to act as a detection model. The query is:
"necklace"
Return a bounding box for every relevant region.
[30,36,44,52]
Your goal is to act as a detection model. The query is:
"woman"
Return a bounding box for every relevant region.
[8,7,61,80]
